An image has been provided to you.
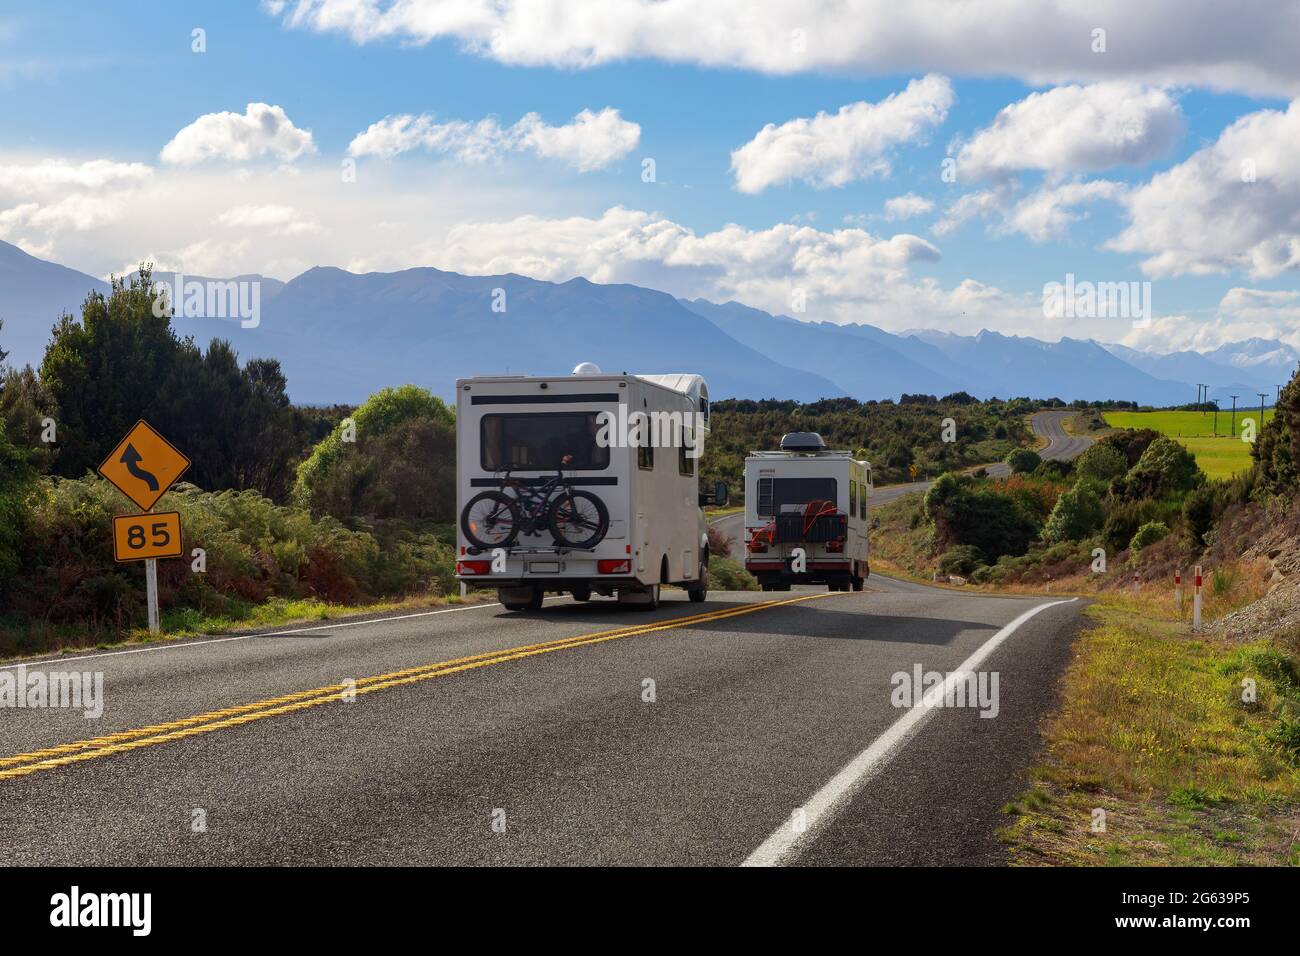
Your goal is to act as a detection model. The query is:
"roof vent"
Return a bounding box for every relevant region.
[572,362,603,375]
[779,431,826,453]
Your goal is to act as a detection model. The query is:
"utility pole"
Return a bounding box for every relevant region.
[1259,393,1268,429]
[1198,384,1208,414]
[1212,398,1219,436]
[1229,395,1238,438]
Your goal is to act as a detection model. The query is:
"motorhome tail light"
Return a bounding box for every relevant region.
[456,560,491,575]
[748,539,768,553]
[597,559,631,574]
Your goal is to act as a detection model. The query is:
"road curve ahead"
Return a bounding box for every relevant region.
[0,583,1083,866]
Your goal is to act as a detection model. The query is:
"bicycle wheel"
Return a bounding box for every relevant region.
[461,491,520,549]
[548,490,609,549]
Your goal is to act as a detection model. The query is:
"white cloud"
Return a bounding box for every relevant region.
[954,83,1183,180]
[882,193,935,220]
[0,158,152,194]
[268,1,1300,97]
[932,188,1008,237]
[1107,99,1300,278]
[999,180,1128,242]
[348,107,639,171]
[730,75,953,193]
[160,103,316,165]
[214,204,322,236]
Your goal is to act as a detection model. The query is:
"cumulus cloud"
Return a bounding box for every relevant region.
[933,188,1009,237]
[998,180,1128,242]
[1106,99,1300,278]
[954,83,1183,180]
[730,74,953,193]
[348,107,639,171]
[214,204,322,236]
[160,103,316,165]
[882,193,935,220]
[0,158,152,194]
[268,0,1300,97]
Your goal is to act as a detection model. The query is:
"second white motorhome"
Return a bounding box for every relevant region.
[742,432,871,591]
[454,364,727,611]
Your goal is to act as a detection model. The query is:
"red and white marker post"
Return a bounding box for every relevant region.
[1193,565,1203,630]
[1175,569,1183,619]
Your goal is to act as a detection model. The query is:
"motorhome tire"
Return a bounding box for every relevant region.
[851,576,865,591]
[686,558,708,602]
[461,491,520,550]
[570,585,592,602]
[549,490,610,549]
[638,583,660,611]
[500,585,544,611]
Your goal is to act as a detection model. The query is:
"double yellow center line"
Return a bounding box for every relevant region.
[0,592,837,782]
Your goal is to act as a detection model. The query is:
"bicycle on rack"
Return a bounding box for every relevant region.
[460,454,610,551]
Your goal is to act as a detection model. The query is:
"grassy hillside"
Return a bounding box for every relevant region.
[1104,410,1275,479]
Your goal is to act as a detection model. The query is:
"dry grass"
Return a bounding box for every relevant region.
[1002,600,1300,866]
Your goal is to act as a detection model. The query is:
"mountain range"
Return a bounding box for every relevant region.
[0,239,1294,407]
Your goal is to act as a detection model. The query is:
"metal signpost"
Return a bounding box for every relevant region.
[97,421,192,633]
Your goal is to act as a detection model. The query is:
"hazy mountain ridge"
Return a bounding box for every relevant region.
[0,240,1292,406]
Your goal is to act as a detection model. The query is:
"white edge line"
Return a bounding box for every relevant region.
[741,597,1078,867]
[0,596,570,671]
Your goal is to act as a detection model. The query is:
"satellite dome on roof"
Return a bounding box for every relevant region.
[779,432,826,452]
[572,362,603,375]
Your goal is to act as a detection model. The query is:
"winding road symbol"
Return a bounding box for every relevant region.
[120,443,160,491]
[98,420,191,511]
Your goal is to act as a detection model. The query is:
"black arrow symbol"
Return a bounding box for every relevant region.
[120,443,159,491]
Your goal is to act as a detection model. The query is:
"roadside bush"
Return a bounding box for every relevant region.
[925,471,1041,561]
[1033,459,1072,480]
[0,418,35,586]
[294,385,456,521]
[708,555,758,590]
[1074,442,1128,483]
[1182,486,1216,547]
[1102,498,1171,553]
[938,545,986,576]
[1101,427,1162,467]
[1043,481,1105,543]
[1129,521,1170,552]
[1005,448,1042,474]
[1117,437,1203,500]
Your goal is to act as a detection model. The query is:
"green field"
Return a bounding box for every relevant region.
[1103,410,1274,479]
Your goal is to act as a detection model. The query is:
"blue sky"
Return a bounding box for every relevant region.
[2,1,1299,351]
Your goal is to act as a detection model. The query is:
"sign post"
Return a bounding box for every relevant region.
[1193,565,1203,631]
[98,421,191,635]
[1175,570,1183,620]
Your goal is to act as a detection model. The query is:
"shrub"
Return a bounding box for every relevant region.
[1073,442,1128,483]
[925,471,1041,561]
[1182,486,1216,547]
[0,418,35,585]
[1033,459,1072,480]
[1101,428,1162,467]
[1129,521,1170,552]
[938,545,986,576]
[1117,437,1203,499]
[294,385,456,521]
[1043,482,1105,543]
[1103,498,1170,552]
[1005,448,1042,474]
[708,555,758,590]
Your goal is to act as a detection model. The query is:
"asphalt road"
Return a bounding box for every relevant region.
[0,410,1093,867]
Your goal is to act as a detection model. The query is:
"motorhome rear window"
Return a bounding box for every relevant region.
[480,413,610,471]
[756,477,839,516]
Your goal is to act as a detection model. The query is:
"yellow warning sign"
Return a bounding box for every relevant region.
[98,420,191,512]
[113,511,183,562]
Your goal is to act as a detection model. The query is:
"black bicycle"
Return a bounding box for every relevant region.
[460,454,610,551]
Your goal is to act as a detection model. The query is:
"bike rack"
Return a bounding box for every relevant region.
[464,544,601,557]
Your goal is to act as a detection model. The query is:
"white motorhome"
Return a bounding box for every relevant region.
[455,364,727,611]
[742,432,871,592]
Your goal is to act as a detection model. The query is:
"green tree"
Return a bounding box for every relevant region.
[1073,442,1127,483]
[0,417,35,585]
[295,385,457,521]
[1118,437,1202,499]
[1254,371,1299,492]
[1005,448,1042,474]
[1042,482,1105,542]
[1129,521,1170,552]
